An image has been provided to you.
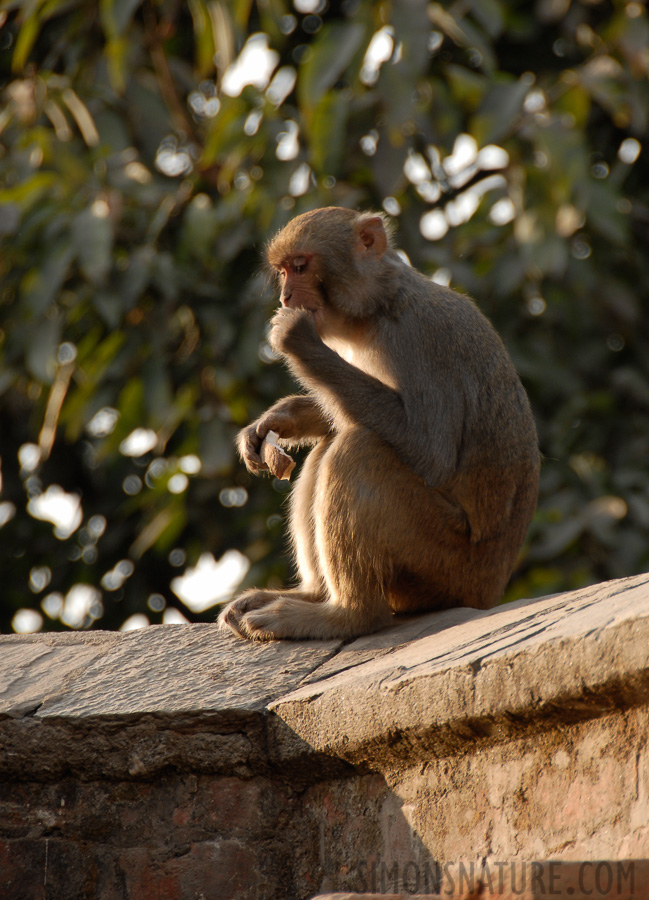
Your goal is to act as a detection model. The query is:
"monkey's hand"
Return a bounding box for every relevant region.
[237,408,302,475]
[237,395,331,474]
[237,423,268,475]
[269,307,321,358]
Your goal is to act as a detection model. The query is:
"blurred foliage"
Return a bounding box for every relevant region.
[1,0,648,633]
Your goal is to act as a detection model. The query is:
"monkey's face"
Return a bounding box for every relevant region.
[275,253,322,310]
[266,207,393,321]
[270,252,337,338]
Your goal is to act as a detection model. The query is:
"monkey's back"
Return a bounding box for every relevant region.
[388,272,539,545]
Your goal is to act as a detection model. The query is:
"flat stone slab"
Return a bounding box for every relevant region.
[0,625,341,720]
[1,573,649,779]
[0,626,341,779]
[270,573,649,768]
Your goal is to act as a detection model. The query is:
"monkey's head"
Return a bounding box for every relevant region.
[266,207,398,319]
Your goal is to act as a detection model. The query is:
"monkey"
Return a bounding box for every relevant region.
[218,207,539,641]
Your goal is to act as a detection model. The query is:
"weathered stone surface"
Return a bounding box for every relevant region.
[1,573,649,899]
[270,573,649,769]
[0,624,341,780]
[300,606,482,684]
[0,631,120,718]
[0,772,296,900]
[1,624,340,719]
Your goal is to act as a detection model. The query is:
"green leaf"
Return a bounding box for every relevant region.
[102,0,141,36]
[130,501,187,558]
[25,313,61,383]
[188,0,216,77]
[471,77,530,144]
[391,0,431,75]
[230,0,253,32]
[298,22,365,113]
[469,0,505,38]
[585,181,630,246]
[11,10,41,72]
[429,3,497,73]
[22,240,74,316]
[529,516,584,560]
[199,420,235,476]
[180,198,219,260]
[93,291,124,329]
[142,355,173,427]
[0,204,21,235]
[117,245,154,307]
[72,207,113,286]
[104,36,129,94]
[556,85,591,129]
[77,329,126,378]
[577,56,629,125]
[0,172,57,208]
[380,63,418,144]
[308,91,349,175]
[445,64,488,111]
[117,377,145,434]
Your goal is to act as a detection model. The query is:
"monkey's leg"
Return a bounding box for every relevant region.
[236,429,398,641]
[287,434,332,593]
[224,429,521,640]
[218,438,333,640]
[305,429,509,623]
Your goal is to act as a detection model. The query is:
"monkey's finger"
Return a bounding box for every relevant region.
[217,604,247,638]
[218,591,276,639]
[242,426,262,450]
[244,453,268,474]
[254,422,273,441]
[241,433,267,472]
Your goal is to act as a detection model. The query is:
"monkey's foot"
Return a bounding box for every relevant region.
[220,591,391,641]
[218,589,279,640]
[218,589,337,641]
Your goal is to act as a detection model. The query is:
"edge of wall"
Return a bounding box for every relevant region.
[269,573,649,773]
[1,572,648,782]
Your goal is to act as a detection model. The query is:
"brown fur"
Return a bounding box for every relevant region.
[219,207,540,641]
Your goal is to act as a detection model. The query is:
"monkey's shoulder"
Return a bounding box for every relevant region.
[425,282,497,328]
[394,283,509,366]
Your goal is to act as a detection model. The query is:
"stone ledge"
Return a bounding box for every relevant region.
[269,573,649,772]
[1,573,648,782]
[0,625,342,780]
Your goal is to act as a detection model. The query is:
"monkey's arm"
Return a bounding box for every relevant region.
[237,394,332,474]
[270,308,462,486]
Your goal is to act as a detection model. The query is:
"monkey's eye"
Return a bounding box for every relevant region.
[292,256,308,275]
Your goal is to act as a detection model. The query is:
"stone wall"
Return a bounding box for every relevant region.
[1,573,648,899]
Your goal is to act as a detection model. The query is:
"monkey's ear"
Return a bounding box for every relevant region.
[356,216,387,258]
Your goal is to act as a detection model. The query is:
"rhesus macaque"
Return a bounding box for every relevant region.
[219,207,539,641]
